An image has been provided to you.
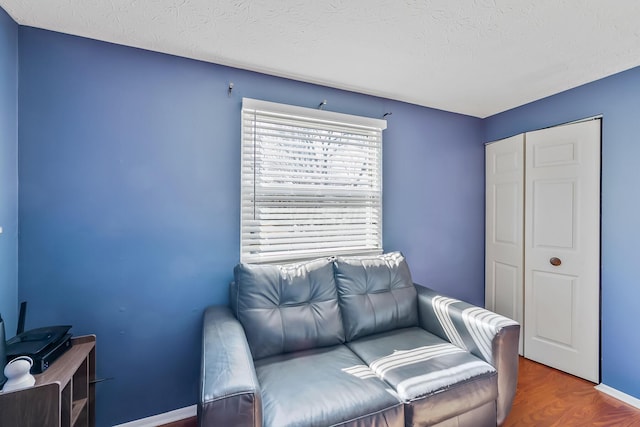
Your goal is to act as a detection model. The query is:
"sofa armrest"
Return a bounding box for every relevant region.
[415,284,520,426]
[198,305,262,427]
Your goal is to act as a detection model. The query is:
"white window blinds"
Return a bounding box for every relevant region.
[241,98,387,264]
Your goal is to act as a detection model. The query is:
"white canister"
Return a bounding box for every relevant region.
[2,356,36,392]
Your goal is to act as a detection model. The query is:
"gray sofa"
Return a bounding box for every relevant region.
[199,252,520,427]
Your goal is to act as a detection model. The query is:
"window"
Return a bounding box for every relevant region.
[241,98,387,263]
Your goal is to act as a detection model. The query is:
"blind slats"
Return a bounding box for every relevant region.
[244,130,381,147]
[241,98,385,263]
[241,229,376,238]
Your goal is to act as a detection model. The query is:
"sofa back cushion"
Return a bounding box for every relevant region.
[231,257,345,360]
[334,252,418,341]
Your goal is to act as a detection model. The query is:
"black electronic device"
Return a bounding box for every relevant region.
[6,326,73,374]
[16,301,27,335]
[5,302,74,374]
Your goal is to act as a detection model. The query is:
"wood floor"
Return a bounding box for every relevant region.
[160,419,196,427]
[163,357,640,427]
[503,357,640,426]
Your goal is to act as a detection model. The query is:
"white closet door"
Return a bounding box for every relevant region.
[524,120,600,382]
[485,134,524,355]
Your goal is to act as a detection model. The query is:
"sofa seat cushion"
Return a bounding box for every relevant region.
[254,344,404,427]
[346,327,498,427]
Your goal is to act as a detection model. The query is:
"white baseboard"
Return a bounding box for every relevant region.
[595,384,640,409]
[113,404,197,427]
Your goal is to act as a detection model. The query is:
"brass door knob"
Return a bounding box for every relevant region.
[550,257,562,266]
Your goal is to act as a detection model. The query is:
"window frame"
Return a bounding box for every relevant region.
[240,98,387,264]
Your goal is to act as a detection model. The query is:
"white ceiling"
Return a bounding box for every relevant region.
[1,0,639,118]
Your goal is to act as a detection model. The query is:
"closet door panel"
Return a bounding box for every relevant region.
[531,180,575,248]
[524,120,600,383]
[485,134,524,354]
[493,261,519,320]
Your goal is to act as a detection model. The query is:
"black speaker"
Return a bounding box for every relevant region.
[0,313,7,388]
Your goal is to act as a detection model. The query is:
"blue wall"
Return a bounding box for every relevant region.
[13,10,640,425]
[17,27,484,425]
[484,66,640,402]
[0,7,18,337]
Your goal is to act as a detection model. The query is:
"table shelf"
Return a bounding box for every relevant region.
[0,335,96,427]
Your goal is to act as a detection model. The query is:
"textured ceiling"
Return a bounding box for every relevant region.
[1,0,640,117]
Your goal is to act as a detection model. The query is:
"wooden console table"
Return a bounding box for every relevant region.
[0,335,96,427]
